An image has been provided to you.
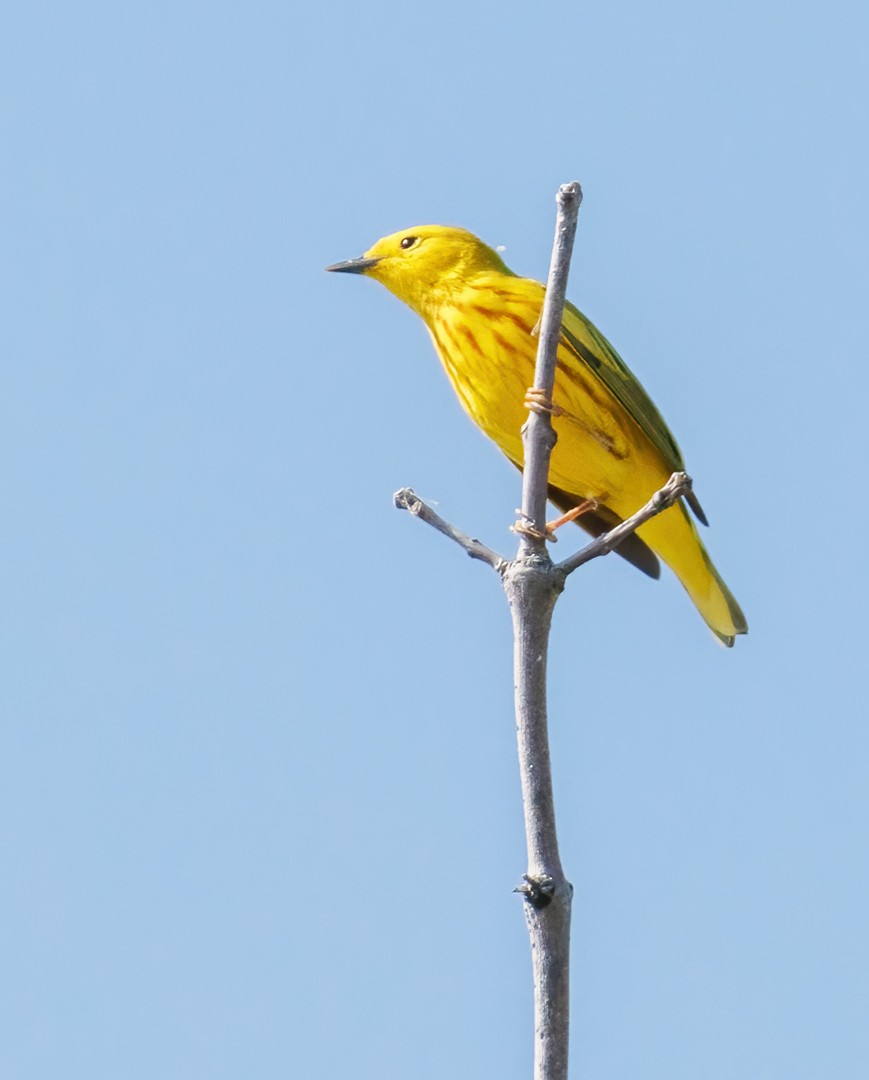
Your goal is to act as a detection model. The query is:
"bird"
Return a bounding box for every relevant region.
[326,225,747,646]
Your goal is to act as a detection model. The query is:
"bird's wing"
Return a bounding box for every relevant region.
[560,301,708,526]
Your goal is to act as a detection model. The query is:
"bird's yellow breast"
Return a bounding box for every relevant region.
[423,277,661,513]
[424,281,534,466]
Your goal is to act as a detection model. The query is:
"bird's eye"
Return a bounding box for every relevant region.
[400,236,418,250]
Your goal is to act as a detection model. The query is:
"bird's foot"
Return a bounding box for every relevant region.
[524,387,564,417]
[512,511,549,542]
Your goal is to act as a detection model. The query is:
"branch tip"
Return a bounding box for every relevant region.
[393,487,507,572]
[392,487,414,510]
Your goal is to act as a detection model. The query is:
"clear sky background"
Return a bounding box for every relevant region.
[2,2,867,1077]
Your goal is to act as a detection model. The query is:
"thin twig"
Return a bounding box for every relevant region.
[393,488,508,573]
[518,182,583,555]
[557,471,692,576]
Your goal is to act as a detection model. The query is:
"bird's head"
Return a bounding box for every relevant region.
[326,225,511,314]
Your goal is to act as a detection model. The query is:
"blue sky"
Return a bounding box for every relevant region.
[2,2,867,1077]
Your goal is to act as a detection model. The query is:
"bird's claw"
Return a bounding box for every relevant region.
[524,387,564,417]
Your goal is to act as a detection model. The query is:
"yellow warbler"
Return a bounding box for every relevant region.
[327,225,747,645]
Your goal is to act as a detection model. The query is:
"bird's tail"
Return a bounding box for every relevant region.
[637,502,748,646]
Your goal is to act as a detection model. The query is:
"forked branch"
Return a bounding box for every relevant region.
[394,471,691,582]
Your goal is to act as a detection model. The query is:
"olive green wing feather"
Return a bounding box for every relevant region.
[560,301,708,526]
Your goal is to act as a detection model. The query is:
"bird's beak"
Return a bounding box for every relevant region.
[324,256,382,274]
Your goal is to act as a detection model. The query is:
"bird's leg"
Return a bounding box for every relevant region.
[545,499,599,539]
[524,387,565,417]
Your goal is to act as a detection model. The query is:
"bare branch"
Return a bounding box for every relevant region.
[505,182,583,1080]
[557,471,692,576]
[393,488,508,573]
[518,182,583,555]
[393,185,586,1080]
[503,556,572,1080]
